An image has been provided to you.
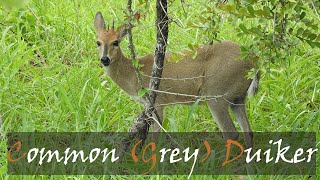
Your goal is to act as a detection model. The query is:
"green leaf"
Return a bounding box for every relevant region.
[247,6,255,16]
[256,9,269,17]
[308,34,317,41]
[240,45,247,52]
[306,40,315,48]
[311,25,318,31]
[302,29,311,38]
[302,19,313,27]
[205,5,213,13]
[219,4,236,12]
[132,59,140,69]
[138,88,148,97]
[300,11,306,20]
[250,27,262,36]
[240,45,248,59]
[263,6,271,17]
[226,4,236,12]
[239,24,247,33]
[294,3,302,13]
[192,51,198,59]
[296,28,304,35]
[238,7,248,16]
[314,42,320,48]
[186,21,197,28]
[188,43,194,50]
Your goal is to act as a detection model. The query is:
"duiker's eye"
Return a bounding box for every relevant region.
[96,41,101,47]
[112,41,119,47]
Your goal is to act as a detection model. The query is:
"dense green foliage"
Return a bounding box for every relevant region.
[0,0,319,179]
[188,0,320,64]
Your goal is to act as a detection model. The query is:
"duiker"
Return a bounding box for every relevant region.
[94,12,259,147]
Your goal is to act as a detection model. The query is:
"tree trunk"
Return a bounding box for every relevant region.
[131,0,168,141]
[121,0,168,155]
[148,0,168,106]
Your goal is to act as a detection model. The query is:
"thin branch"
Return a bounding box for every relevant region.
[272,10,277,44]
[155,96,245,107]
[150,89,227,99]
[155,96,219,107]
[121,0,169,156]
[141,73,215,81]
[126,0,162,123]
[127,0,144,90]
[310,0,320,20]
[147,115,183,148]
[0,114,2,130]
[180,0,187,15]
[26,6,42,26]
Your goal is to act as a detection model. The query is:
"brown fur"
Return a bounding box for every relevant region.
[94,12,259,147]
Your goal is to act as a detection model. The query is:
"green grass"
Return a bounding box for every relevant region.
[0,0,319,179]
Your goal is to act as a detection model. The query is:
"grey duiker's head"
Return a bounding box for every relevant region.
[94,12,128,66]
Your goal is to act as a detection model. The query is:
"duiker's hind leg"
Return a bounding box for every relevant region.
[151,106,164,132]
[231,99,253,148]
[207,100,239,141]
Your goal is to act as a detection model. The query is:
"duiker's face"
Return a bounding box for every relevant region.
[94,12,126,66]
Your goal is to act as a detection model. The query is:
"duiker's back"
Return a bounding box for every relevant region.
[138,40,253,105]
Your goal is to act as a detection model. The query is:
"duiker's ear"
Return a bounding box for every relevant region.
[119,29,128,40]
[94,12,106,31]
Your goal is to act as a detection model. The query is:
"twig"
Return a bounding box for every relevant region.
[120,0,168,156]
[155,96,218,107]
[180,0,187,15]
[124,0,151,147]
[0,114,2,138]
[147,115,183,148]
[272,11,277,44]
[126,0,162,122]
[141,73,215,81]
[310,0,320,20]
[0,114,2,129]
[26,6,43,27]
[150,89,227,99]
[127,0,144,90]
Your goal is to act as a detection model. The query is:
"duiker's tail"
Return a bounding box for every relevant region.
[247,70,260,98]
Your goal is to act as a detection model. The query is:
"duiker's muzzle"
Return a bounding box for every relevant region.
[101,56,111,66]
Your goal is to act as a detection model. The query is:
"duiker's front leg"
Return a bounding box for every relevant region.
[207,100,239,141]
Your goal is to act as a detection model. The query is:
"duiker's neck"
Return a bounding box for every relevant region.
[105,52,138,95]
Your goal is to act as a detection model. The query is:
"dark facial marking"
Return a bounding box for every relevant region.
[112,40,119,47]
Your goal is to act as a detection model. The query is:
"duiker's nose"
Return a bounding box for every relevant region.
[100,56,111,66]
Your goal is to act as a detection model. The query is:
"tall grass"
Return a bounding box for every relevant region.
[0,0,319,179]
